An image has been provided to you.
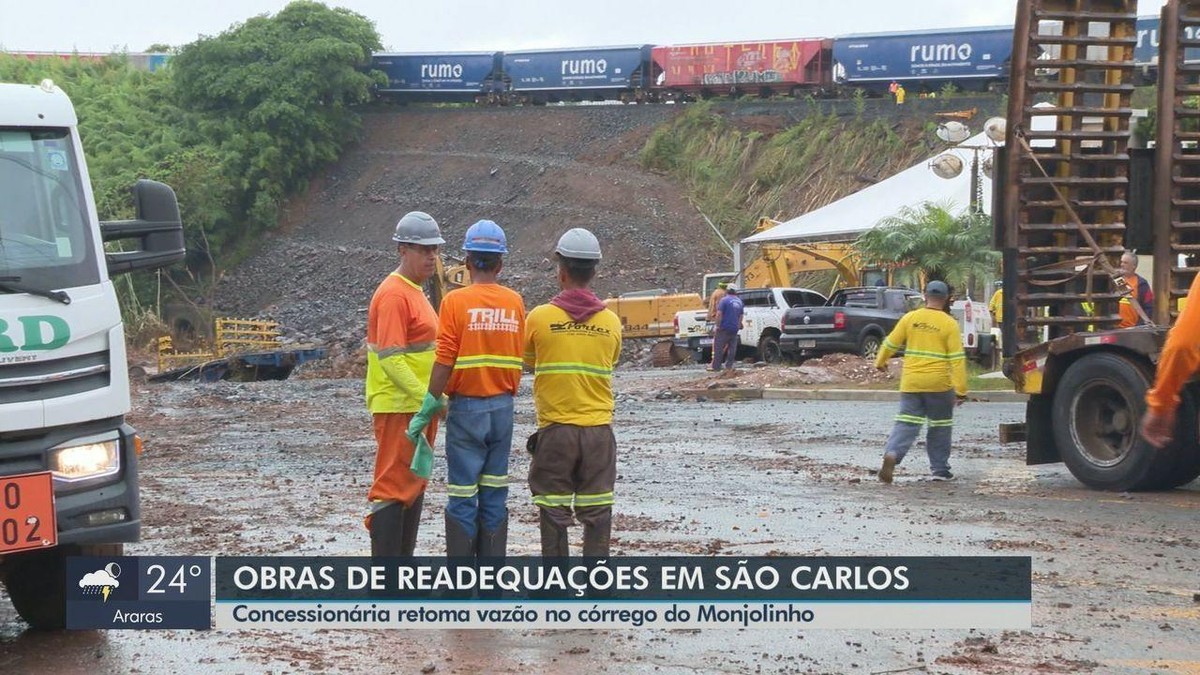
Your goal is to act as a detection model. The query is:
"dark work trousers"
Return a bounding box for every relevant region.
[711,328,740,371]
[528,423,617,556]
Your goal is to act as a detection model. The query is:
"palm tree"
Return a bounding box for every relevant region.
[855,200,998,296]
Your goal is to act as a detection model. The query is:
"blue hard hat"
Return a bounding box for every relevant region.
[463,219,508,253]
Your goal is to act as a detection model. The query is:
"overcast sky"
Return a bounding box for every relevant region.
[0,0,1175,54]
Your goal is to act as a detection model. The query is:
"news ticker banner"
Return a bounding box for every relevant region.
[66,556,1031,630]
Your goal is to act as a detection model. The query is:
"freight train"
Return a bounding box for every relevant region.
[371,16,1178,104]
[3,15,1182,104]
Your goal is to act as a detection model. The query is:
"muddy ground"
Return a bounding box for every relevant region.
[2,369,1197,674]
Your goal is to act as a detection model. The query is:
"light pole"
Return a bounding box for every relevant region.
[927,117,1008,215]
[925,117,1008,299]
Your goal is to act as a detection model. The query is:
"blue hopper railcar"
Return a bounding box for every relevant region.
[833,25,1014,93]
[371,51,506,102]
[502,45,655,103]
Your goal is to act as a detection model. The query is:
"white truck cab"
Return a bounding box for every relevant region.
[0,80,184,629]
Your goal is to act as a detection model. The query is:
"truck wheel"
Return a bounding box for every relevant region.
[859,334,882,360]
[758,334,783,364]
[1,543,123,630]
[1051,353,1187,491]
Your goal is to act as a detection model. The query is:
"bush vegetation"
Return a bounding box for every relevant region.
[0,1,382,318]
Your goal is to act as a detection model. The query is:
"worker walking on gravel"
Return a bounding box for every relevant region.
[364,211,445,557]
[419,220,525,559]
[874,280,968,482]
[525,228,623,557]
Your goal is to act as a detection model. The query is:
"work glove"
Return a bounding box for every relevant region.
[407,392,446,438]
[407,393,446,479]
[409,432,434,479]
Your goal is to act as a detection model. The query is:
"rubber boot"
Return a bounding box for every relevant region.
[582,517,611,558]
[397,493,423,556]
[538,510,569,558]
[444,512,476,559]
[369,502,406,557]
[534,510,570,599]
[476,517,508,599]
[477,517,508,560]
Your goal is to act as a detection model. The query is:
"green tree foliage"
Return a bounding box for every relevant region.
[0,1,381,313]
[855,200,998,291]
[170,1,382,232]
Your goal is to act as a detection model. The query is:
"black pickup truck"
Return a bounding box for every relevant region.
[779,287,923,360]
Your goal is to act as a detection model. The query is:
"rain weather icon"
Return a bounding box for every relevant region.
[79,563,122,602]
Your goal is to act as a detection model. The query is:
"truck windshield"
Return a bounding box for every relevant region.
[0,128,99,290]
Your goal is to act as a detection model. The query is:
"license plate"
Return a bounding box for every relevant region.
[798,340,817,349]
[0,472,57,554]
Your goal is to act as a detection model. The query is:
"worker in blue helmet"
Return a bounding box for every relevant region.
[414,219,526,560]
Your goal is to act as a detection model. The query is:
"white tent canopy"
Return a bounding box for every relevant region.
[737,104,1061,261]
[741,131,995,247]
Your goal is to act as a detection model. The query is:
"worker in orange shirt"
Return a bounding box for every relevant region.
[1118,251,1154,328]
[364,211,444,557]
[1142,272,1200,447]
[416,220,526,558]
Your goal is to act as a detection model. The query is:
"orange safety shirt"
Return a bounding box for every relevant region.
[1146,273,1200,416]
[365,273,439,413]
[435,283,527,397]
[1118,274,1153,329]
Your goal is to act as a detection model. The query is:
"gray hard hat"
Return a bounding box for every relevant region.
[925,280,949,297]
[555,228,602,260]
[392,211,445,245]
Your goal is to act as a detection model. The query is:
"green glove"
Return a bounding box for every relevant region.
[409,432,434,479]
[407,393,446,480]
[407,392,446,439]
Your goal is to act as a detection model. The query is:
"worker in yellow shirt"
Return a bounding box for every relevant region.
[988,281,1003,325]
[987,281,1003,352]
[524,228,623,557]
[875,281,969,482]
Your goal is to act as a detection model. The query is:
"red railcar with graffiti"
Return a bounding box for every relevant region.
[651,39,833,99]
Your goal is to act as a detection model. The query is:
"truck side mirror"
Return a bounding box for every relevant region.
[100,179,187,276]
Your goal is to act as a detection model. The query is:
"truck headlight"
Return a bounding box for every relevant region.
[50,436,120,482]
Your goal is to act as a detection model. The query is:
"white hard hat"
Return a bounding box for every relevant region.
[555,228,602,260]
[392,211,445,245]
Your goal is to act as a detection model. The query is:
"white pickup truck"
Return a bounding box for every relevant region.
[673,287,827,364]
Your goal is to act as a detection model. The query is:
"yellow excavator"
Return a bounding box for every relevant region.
[603,218,890,366]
